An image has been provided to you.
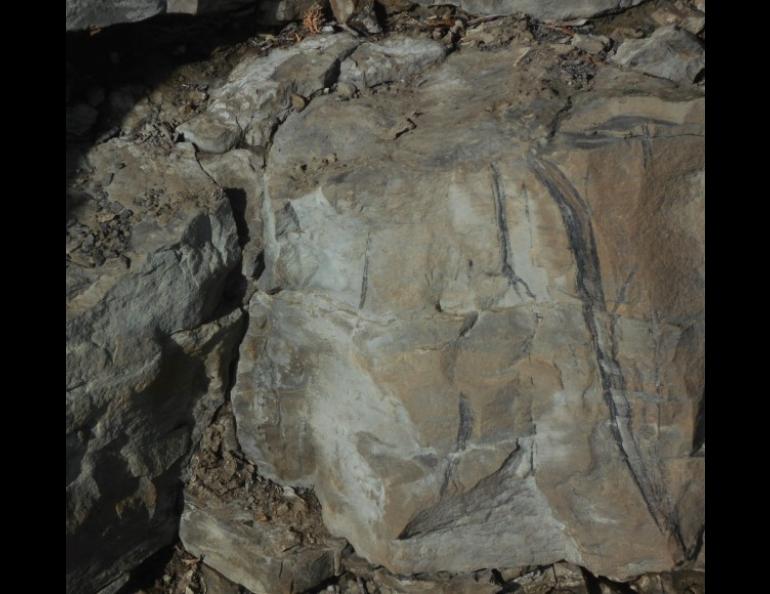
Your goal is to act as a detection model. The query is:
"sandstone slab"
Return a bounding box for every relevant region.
[231,42,705,581]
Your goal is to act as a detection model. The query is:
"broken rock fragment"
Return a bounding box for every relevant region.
[611,25,705,84]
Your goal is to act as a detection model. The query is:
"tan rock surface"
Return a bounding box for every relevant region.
[231,36,705,581]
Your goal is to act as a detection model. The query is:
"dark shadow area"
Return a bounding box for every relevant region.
[66,5,283,194]
[372,1,389,32]
[581,567,637,594]
[224,187,250,247]
[66,333,211,593]
[692,387,705,454]
[115,545,177,594]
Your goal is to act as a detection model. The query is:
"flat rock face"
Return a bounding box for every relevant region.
[66,140,244,593]
[230,36,705,580]
[412,0,645,20]
[339,37,447,88]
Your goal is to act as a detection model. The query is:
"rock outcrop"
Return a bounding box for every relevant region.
[177,34,360,154]
[66,140,245,593]
[228,31,704,583]
[66,3,705,592]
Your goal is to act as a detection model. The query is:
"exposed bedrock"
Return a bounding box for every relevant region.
[66,7,704,591]
[226,36,705,583]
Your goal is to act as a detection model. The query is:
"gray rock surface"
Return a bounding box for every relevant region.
[331,0,382,34]
[412,0,645,21]
[166,0,256,14]
[66,0,271,30]
[231,36,705,581]
[611,26,705,84]
[66,140,245,593]
[66,0,165,31]
[571,33,609,54]
[339,37,447,88]
[199,149,266,286]
[176,34,361,154]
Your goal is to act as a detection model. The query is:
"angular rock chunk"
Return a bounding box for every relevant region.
[177,34,360,154]
[339,37,447,88]
[199,150,266,285]
[66,140,244,594]
[611,26,705,84]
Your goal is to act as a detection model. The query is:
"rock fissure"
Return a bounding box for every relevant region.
[529,153,685,554]
[490,162,536,301]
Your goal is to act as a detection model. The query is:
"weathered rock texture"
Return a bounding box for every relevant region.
[66,6,705,592]
[179,409,346,594]
[177,34,360,154]
[66,0,650,31]
[66,0,258,31]
[413,0,646,21]
[66,140,245,593]
[226,34,705,582]
[611,25,705,84]
[339,37,447,88]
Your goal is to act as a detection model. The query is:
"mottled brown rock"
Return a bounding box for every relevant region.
[232,38,704,581]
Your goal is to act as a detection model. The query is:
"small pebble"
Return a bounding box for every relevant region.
[549,43,573,56]
[571,33,609,54]
[290,93,307,111]
[681,15,705,34]
[336,82,357,99]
